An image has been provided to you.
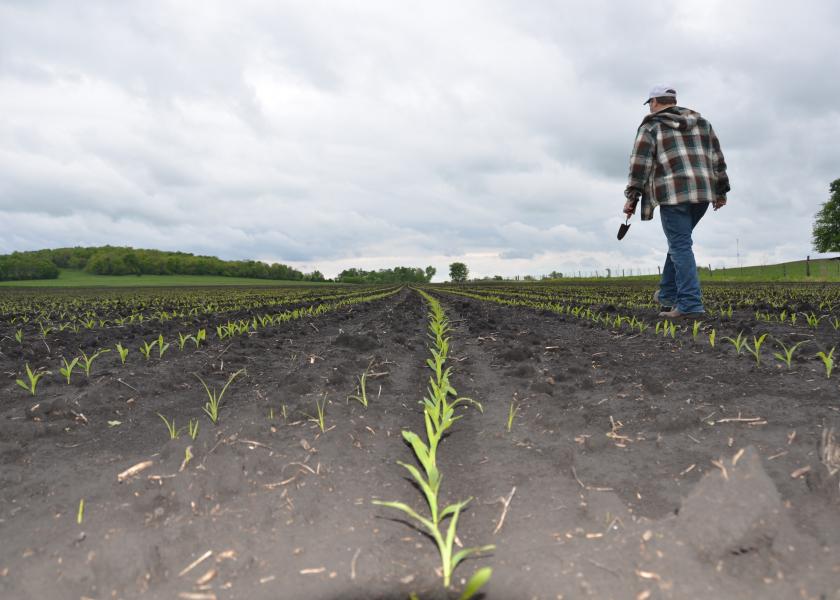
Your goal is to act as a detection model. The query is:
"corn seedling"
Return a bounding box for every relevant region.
[506,399,519,432]
[139,339,157,360]
[692,320,701,341]
[744,333,768,366]
[157,334,170,358]
[15,329,23,344]
[773,339,807,369]
[453,567,493,600]
[78,348,110,377]
[59,356,80,384]
[310,394,327,432]
[372,495,494,588]
[816,347,835,379]
[804,312,823,329]
[77,499,85,525]
[188,418,199,440]
[790,313,798,326]
[16,363,51,395]
[195,368,245,425]
[182,446,193,469]
[115,343,129,365]
[348,368,370,408]
[192,328,207,348]
[157,413,181,439]
[722,331,747,355]
[177,332,194,351]
[832,317,840,331]
[709,328,716,348]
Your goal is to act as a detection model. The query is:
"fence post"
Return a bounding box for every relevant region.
[806,255,811,277]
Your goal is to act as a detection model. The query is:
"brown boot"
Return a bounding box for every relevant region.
[658,309,705,319]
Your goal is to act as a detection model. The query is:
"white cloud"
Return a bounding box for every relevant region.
[1,0,839,280]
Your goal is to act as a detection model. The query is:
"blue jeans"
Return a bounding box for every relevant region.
[658,202,708,313]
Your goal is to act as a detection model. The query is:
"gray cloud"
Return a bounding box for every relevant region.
[1,0,839,280]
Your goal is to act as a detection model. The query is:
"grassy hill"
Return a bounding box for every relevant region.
[699,258,840,282]
[0,269,339,288]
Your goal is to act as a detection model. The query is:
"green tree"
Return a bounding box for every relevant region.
[813,178,840,252]
[449,262,469,283]
[424,265,436,282]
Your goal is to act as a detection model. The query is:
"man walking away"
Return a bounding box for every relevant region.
[623,84,730,318]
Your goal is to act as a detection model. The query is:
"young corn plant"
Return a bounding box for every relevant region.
[187,418,199,440]
[691,320,701,342]
[348,368,370,408]
[773,339,807,369]
[192,328,207,349]
[804,312,823,329]
[115,343,129,365]
[157,413,180,439]
[195,368,245,425]
[15,329,23,344]
[744,333,768,366]
[177,332,195,351]
[78,348,110,378]
[816,347,835,379]
[157,334,170,359]
[59,357,80,384]
[709,328,716,348]
[139,339,157,360]
[308,394,328,432]
[16,363,51,395]
[722,331,747,355]
[506,398,519,432]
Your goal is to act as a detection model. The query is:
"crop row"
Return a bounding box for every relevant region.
[445,281,840,316]
[11,287,403,397]
[1,286,399,344]
[373,290,493,599]
[436,287,839,378]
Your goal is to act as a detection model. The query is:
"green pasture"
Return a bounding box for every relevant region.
[0,269,339,288]
[547,258,840,284]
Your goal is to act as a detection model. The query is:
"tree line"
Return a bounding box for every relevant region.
[0,246,441,284]
[336,266,436,284]
[0,246,323,282]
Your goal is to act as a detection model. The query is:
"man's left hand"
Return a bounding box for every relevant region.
[623,200,637,218]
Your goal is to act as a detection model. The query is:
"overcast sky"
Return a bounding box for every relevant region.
[2,0,839,280]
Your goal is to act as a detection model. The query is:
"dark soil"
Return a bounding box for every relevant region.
[1,288,839,599]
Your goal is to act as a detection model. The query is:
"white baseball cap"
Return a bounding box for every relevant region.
[644,84,677,105]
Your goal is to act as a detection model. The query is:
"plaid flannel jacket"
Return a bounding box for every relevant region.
[625,106,730,221]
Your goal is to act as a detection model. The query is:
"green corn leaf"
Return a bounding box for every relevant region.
[458,567,493,600]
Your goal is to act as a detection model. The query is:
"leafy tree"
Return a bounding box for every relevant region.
[449,262,469,283]
[0,246,307,282]
[813,178,840,252]
[336,266,428,284]
[424,265,436,283]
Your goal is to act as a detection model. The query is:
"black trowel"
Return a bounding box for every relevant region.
[617,218,631,240]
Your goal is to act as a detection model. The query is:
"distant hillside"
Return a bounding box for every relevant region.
[0,246,322,283]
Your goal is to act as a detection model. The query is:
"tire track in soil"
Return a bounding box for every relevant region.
[432,291,840,599]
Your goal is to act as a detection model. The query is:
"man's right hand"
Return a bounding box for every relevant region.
[623,200,637,217]
[713,197,727,211]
